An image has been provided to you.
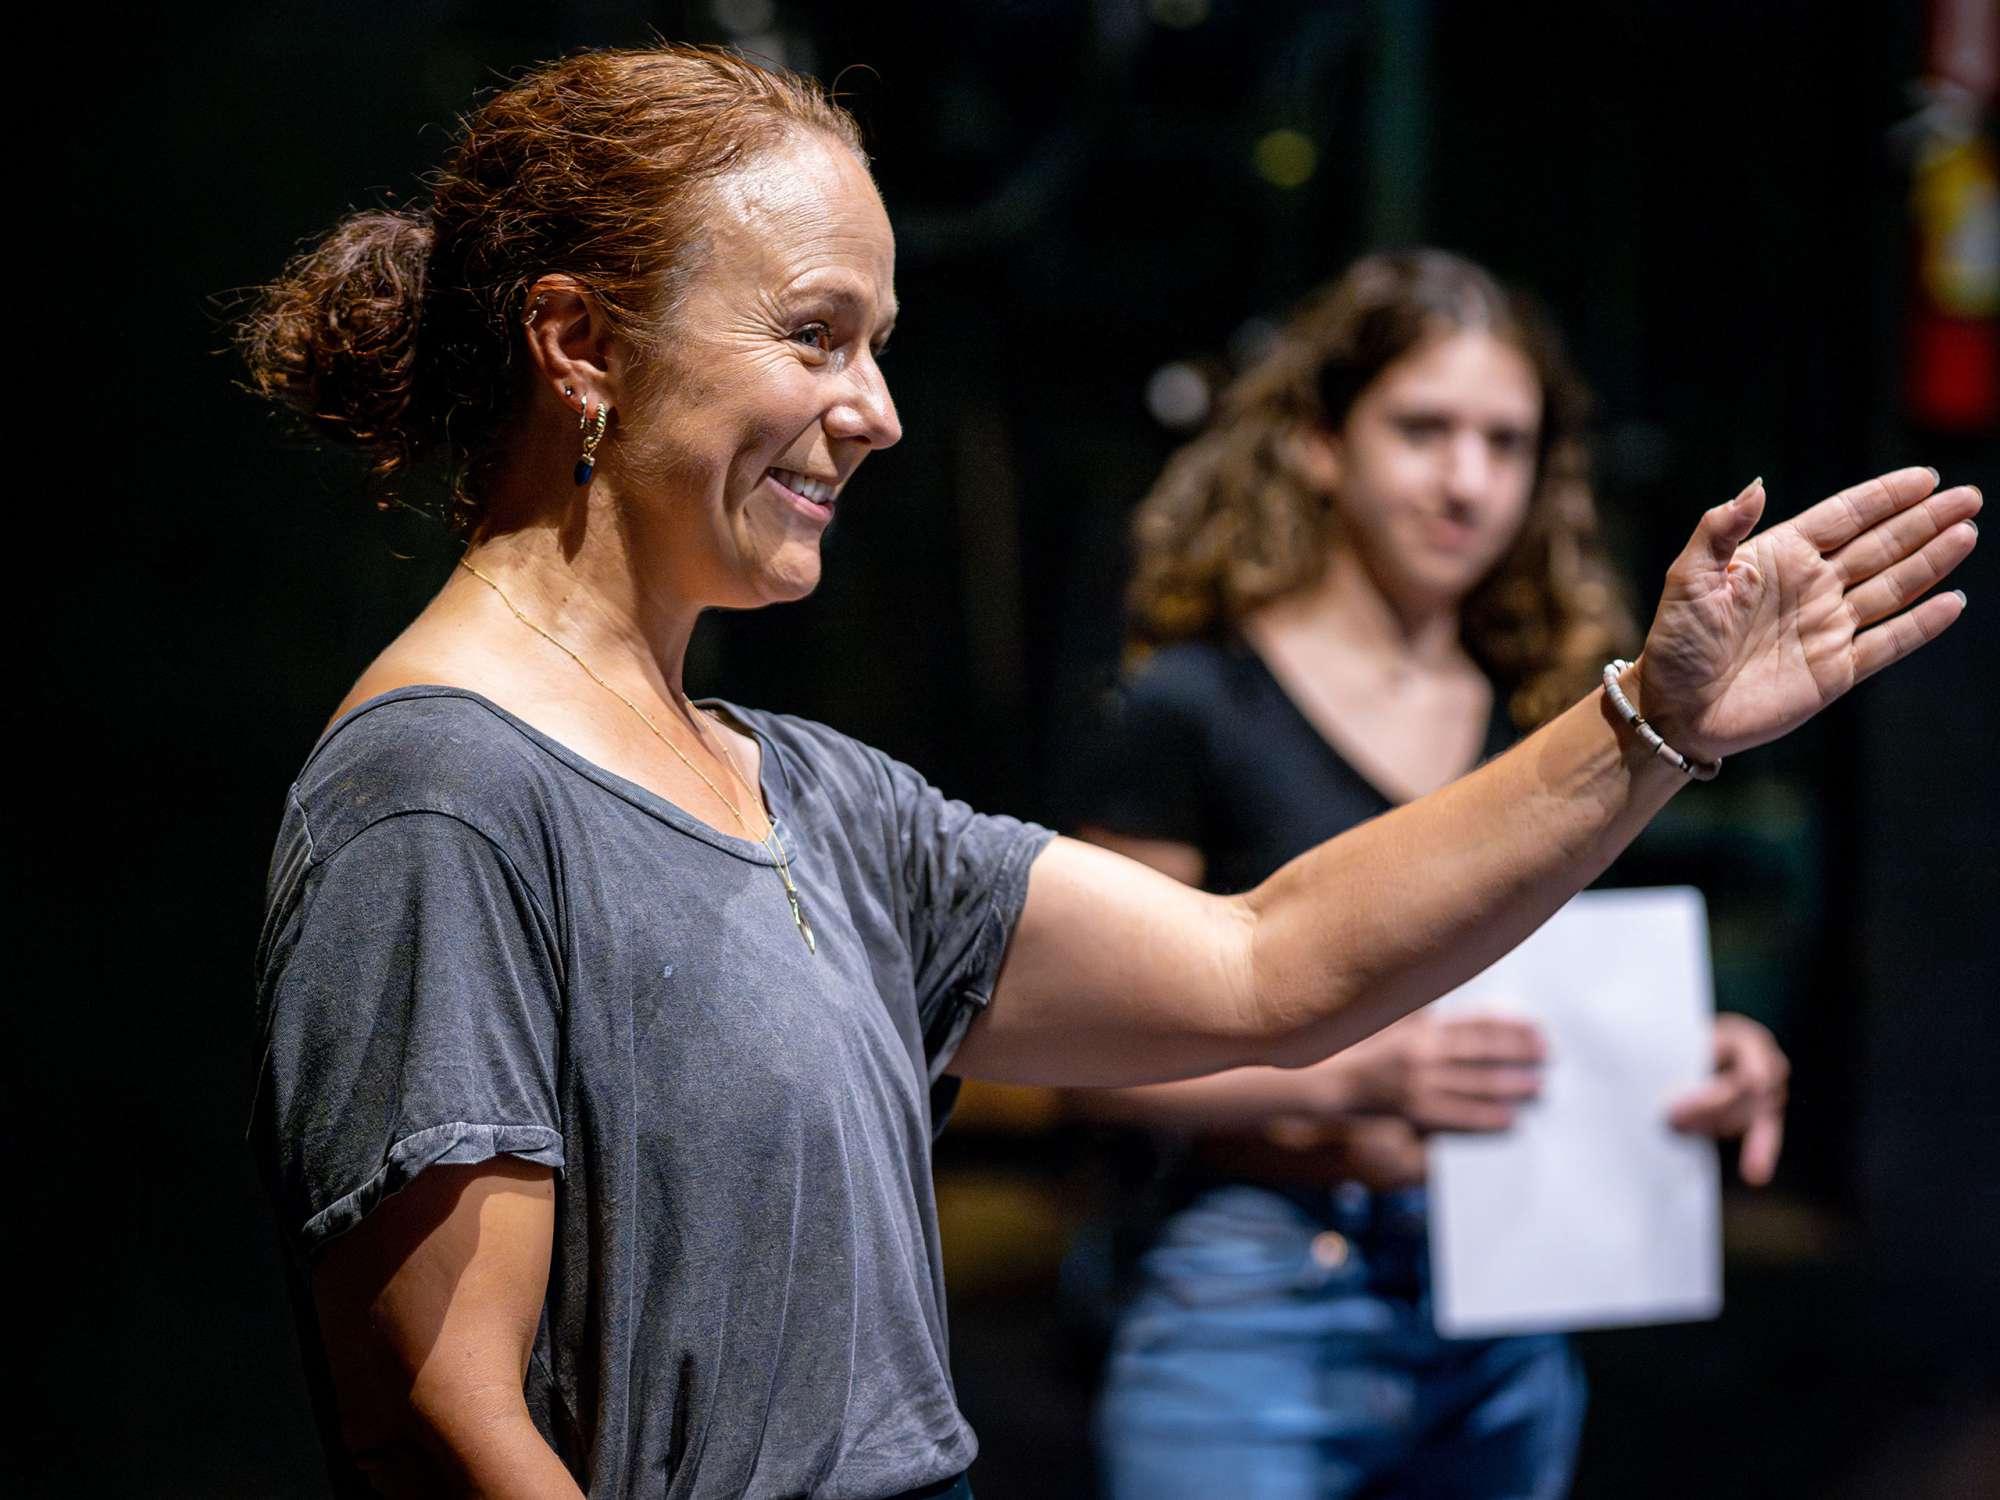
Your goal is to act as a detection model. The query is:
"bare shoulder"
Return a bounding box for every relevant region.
[334,656,474,720]
[327,596,521,728]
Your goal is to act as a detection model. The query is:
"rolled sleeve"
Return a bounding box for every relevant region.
[878,756,1053,1100]
[254,810,566,1259]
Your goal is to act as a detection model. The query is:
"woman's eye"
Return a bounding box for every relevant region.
[790,322,833,353]
[1395,415,1447,442]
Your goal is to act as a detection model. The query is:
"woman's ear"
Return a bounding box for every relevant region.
[522,275,616,416]
[1281,423,1343,496]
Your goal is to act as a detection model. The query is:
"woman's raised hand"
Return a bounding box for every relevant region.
[1636,468,1980,762]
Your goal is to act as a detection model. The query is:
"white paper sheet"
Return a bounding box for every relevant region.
[1427,886,1721,1338]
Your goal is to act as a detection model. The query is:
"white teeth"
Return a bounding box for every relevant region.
[772,469,836,506]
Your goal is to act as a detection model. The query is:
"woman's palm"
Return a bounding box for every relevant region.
[1637,470,1979,761]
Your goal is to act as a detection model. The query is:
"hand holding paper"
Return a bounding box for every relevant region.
[1668,1013,1791,1185]
[1428,888,1723,1338]
[1341,1012,1547,1133]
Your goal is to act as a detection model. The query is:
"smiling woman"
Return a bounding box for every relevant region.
[588,131,900,609]
[239,43,1977,1500]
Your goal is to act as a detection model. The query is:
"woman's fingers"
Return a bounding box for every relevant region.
[1844,519,1980,628]
[1791,466,1942,553]
[1437,1016,1545,1065]
[1666,1075,1740,1131]
[1664,479,1766,586]
[1418,1094,1521,1133]
[1669,1090,1771,1144]
[1738,1108,1785,1186]
[1695,479,1767,568]
[1829,484,1982,586]
[1851,588,1969,684]
[1670,1015,1789,1183]
[1436,1062,1543,1103]
[1667,1080,1779,1138]
[1415,1018,1543,1130]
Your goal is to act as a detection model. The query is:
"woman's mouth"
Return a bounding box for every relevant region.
[766,467,838,523]
[1423,512,1482,551]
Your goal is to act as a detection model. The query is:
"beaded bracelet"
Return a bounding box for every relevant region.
[1601,659,1722,781]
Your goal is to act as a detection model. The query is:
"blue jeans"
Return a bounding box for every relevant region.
[1095,1183,1584,1500]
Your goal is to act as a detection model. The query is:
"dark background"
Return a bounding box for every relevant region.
[33,1,1996,1494]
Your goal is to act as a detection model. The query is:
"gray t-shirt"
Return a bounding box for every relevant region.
[251,687,1052,1499]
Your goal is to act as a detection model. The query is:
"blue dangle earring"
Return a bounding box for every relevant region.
[574,397,609,486]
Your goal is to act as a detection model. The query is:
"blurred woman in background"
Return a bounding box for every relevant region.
[1080,250,1792,1500]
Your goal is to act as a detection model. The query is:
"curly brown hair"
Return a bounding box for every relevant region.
[1127,250,1638,729]
[234,45,864,530]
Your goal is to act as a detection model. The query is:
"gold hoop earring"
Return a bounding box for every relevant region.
[574,400,610,486]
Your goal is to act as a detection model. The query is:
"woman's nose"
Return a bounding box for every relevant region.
[829,359,902,450]
[1445,431,1496,502]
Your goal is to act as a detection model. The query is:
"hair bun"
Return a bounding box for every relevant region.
[236,208,436,484]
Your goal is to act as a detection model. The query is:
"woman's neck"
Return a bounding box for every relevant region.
[1258,547,1467,678]
[459,477,704,714]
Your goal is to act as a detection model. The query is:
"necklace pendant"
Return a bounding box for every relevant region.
[789,892,817,954]
[766,822,816,955]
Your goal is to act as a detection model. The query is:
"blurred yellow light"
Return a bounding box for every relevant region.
[1254,129,1316,189]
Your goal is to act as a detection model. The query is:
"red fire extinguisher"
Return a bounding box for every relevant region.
[1907,0,1998,434]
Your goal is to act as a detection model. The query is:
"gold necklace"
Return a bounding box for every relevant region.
[457,557,817,953]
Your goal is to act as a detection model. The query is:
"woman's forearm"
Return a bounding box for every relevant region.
[970,671,1681,1087]
[417,1401,586,1500]
[358,1395,583,1499]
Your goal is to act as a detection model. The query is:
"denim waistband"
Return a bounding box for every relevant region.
[1172,1171,1429,1238]
[1325,1180,1429,1236]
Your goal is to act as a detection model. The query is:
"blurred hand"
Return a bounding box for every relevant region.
[1666,1012,1791,1185]
[1635,469,1978,763]
[1326,1011,1545,1133]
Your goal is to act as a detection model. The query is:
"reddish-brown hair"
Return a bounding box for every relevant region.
[235,45,865,528]
[1127,250,1638,729]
